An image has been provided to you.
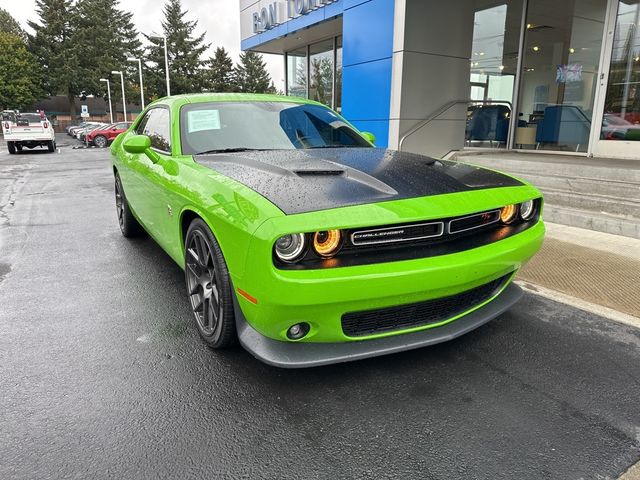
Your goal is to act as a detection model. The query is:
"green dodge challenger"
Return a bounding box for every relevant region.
[111,93,544,367]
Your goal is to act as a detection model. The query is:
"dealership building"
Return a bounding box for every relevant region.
[240,0,640,161]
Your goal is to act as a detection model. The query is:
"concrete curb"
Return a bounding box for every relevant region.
[517,281,640,330]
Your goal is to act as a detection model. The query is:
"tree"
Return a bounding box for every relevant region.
[233,51,275,94]
[0,32,42,109]
[0,8,26,41]
[144,0,209,97]
[203,47,234,92]
[28,0,77,116]
[71,0,142,110]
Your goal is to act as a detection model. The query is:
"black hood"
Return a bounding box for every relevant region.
[194,148,523,215]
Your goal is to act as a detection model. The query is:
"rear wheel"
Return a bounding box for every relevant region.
[114,173,144,237]
[93,135,107,148]
[185,219,237,349]
[47,141,55,153]
[7,142,15,154]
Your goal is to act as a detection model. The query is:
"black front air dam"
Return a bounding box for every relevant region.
[233,283,523,368]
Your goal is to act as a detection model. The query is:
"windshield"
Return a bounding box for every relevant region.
[180,101,371,155]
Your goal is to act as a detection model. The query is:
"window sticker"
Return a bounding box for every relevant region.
[188,109,221,133]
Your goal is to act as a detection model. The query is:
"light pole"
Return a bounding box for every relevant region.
[150,34,171,96]
[127,57,145,109]
[111,70,127,122]
[99,78,113,124]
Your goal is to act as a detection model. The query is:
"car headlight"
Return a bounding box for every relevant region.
[313,230,342,257]
[500,204,518,224]
[274,233,306,262]
[520,200,536,220]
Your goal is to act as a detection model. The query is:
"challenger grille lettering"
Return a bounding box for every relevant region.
[351,222,444,246]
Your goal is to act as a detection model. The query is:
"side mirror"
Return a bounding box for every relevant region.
[361,131,376,145]
[123,134,151,154]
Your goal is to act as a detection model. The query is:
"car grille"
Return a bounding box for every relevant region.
[341,274,511,337]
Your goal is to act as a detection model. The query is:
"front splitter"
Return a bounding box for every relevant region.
[234,283,523,368]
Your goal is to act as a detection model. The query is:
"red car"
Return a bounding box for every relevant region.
[87,122,132,148]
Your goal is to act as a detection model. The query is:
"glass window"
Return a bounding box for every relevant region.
[517,0,607,152]
[286,48,307,99]
[309,39,334,107]
[141,108,171,152]
[180,102,371,155]
[335,36,343,113]
[600,1,640,141]
[467,2,523,149]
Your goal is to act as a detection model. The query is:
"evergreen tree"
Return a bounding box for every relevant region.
[28,0,77,115]
[71,0,142,110]
[203,47,234,92]
[0,32,42,109]
[144,0,209,97]
[0,8,26,41]
[233,51,275,94]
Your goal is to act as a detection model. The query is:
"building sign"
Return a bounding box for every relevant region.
[252,0,337,33]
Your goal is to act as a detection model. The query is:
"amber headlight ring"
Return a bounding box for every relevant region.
[312,230,343,258]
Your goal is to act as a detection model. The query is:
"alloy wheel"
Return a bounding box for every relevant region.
[115,179,124,231]
[185,231,223,336]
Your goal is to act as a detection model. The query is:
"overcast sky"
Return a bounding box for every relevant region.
[0,0,285,90]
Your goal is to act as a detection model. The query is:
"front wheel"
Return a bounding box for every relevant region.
[7,142,15,154]
[185,219,237,349]
[93,135,107,148]
[114,173,144,237]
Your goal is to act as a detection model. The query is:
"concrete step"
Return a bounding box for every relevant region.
[544,203,640,239]
[542,189,640,218]
[456,154,640,184]
[498,171,639,201]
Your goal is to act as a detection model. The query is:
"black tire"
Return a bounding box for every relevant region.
[16,144,23,152]
[185,218,237,349]
[114,173,144,238]
[47,141,55,153]
[7,142,15,154]
[93,135,107,148]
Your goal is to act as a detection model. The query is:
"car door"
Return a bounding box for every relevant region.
[110,123,128,142]
[124,107,178,245]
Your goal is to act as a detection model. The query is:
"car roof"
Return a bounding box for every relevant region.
[148,93,325,110]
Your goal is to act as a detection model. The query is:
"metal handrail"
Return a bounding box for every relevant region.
[398,99,471,151]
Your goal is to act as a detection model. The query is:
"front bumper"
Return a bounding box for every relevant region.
[232,220,543,344]
[235,282,523,368]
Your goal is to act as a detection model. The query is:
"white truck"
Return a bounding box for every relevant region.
[2,111,57,154]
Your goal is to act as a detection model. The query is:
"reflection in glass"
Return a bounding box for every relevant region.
[467,1,523,148]
[286,48,307,99]
[517,0,606,152]
[601,2,640,141]
[309,39,335,107]
[336,37,343,112]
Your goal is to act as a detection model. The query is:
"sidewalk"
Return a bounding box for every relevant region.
[517,222,640,320]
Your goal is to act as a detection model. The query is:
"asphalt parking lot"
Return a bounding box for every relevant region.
[1,145,639,480]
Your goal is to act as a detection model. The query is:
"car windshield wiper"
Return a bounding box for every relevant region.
[195,147,273,155]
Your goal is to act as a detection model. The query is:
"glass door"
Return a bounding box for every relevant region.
[466,1,524,149]
[592,0,640,158]
[516,0,608,153]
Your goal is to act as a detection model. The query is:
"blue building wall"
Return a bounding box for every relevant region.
[341,0,394,146]
[241,0,395,147]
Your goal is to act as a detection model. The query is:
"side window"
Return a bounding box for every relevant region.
[142,108,171,152]
[116,123,129,130]
[135,112,151,135]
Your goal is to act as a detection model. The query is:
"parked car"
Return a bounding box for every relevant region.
[111,93,544,368]
[76,123,107,142]
[87,122,132,147]
[3,111,56,154]
[601,114,640,140]
[68,121,99,137]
